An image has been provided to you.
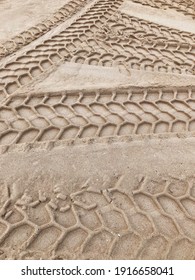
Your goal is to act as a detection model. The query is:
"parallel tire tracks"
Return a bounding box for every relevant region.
[0,0,195,260]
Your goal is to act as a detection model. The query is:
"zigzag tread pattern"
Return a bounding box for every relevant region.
[0,0,195,98]
[0,0,91,58]
[130,0,195,19]
[0,175,194,259]
[0,87,195,146]
[0,0,195,261]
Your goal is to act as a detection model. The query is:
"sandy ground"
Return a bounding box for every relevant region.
[121,0,195,33]
[0,0,194,260]
[0,137,195,259]
[0,0,68,42]
[30,63,195,93]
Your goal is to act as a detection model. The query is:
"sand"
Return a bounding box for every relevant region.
[0,0,69,42]
[0,0,194,260]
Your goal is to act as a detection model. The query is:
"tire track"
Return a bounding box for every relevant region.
[0,86,195,146]
[0,0,91,59]
[130,0,195,19]
[0,0,194,100]
[0,175,194,259]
